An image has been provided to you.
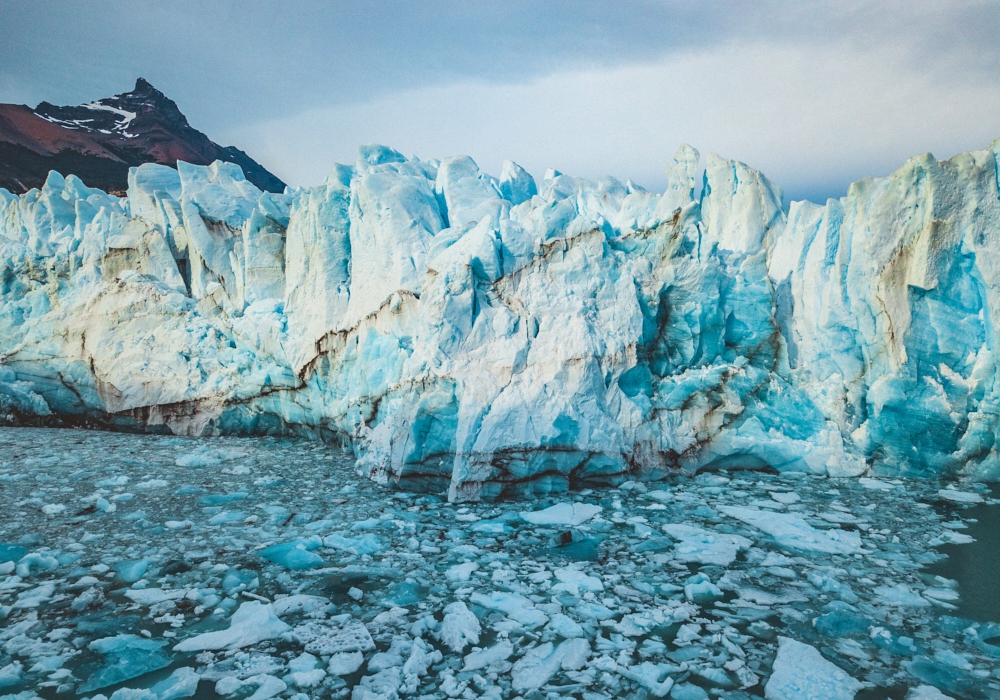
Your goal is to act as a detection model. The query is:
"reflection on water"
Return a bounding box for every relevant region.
[928,484,1000,624]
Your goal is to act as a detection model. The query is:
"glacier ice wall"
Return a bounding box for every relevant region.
[3,140,1000,499]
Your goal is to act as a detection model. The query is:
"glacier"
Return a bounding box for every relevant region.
[3,140,1000,500]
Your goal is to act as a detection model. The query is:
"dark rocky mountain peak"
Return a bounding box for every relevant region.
[1,79,285,195]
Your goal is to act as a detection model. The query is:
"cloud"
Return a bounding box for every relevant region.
[2,0,999,199]
[222,34,1000,201]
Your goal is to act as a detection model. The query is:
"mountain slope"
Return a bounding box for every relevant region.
[0,78,284,195]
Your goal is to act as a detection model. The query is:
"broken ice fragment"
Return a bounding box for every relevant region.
[149,666,201,700]
[173,601,291,652]
[764,637,862,700]
[470,591,549,628]
[906,687,954,700]
[937,489,984,504]
[663,523,752,566]
[328,651,365,675]
[114,559,151,583]
[80,634,172,692]
[874,584,931,607]
[551,566,604,596]
[260,541,325,569]
[520,502,602,526]
[322,533,384,555]
[439,601,481,652]
[445,562,478,582]
[719,506,862,554]
[511,638,590,691]
[463,641,514,672]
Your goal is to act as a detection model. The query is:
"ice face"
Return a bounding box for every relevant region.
[0,427,998,698]
[5,142,1000,499]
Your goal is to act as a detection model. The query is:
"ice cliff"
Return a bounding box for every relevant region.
[3,140,1000,500]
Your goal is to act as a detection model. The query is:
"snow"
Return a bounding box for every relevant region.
[8,139,1000,495]
[765,637,863,699]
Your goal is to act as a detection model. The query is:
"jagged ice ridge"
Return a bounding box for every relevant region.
[3,140,1000,500]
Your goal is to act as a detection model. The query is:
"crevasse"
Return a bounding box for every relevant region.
[3,140,1000,500]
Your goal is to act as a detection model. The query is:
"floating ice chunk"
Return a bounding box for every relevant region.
[445,562,478,582]
[41,503,65,516]
[109,689,157,700]
[937,489,983,504]
[859,478,896,490]
[198,492,248,506]
[551,566,604,596]
[511,638,590,691]
[440,601,481,652]
[806,572,859,603]
[352,667,402,700]
[260,541,325,569]
[520,503,602,526]
[874,584,930,607]
[617,661,677,697]
[297,619,376,656]
[149,666,200,700]
[286,653,326,688]
[323,533,384,555]
[124,588,188,606]
[215,676,243,695]
[719,506,862,554]
[764,637,862,700]
[81,635,172,692]
[663,524,752,566]
[684,576,724,604]
[243,674,286,700]
[15,553,58,577]
[546,613,585,638]
[463,640,514,671]
[135,479,169,489]
[906,685,954,699]
[770,491,800,505]
[173,601,291,652]
[668,682,708,699]
[470,591,549,628]
[208,511,246,525]
[14,582,55,608]
[114,559,150,583]
[328,651,365,675]
[272,594,329,617]
[0,662,21,690]
[174,447,241,468]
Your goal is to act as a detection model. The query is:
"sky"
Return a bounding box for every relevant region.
[2,0,1000,202]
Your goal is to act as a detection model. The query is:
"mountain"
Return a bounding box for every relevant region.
[3,139,1000,500]
[0,78,285,195]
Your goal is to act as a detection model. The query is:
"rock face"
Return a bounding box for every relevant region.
[0,78,285,195]
[3,139,1000,500]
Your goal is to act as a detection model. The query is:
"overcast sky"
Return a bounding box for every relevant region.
[2,0,1000,201]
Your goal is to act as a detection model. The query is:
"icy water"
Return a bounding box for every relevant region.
[928,486,1000,626]
[1,427,1000,700]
